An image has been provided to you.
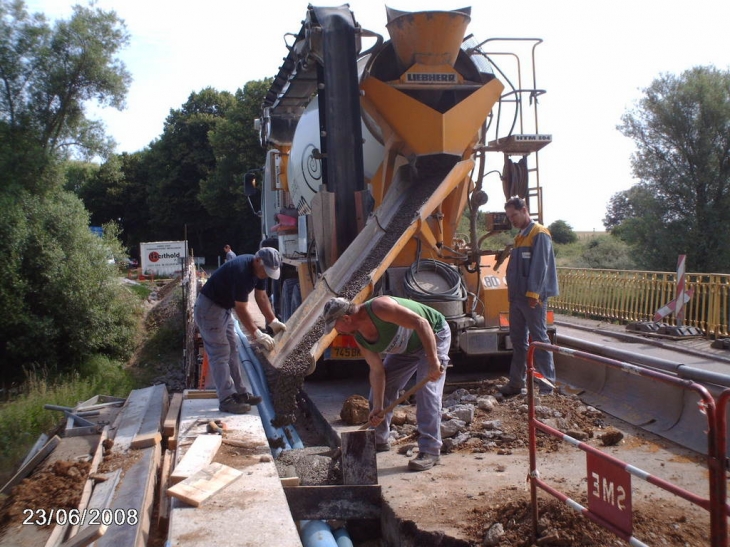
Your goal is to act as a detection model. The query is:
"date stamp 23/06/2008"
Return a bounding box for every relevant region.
[22,508,139,527]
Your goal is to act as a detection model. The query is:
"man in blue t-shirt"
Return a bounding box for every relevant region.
[195,248,287,413]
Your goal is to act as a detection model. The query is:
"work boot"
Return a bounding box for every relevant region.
[408,452,440,472]
[375,442,391,453]
[497,383,524,397]
[235,391,263,405]
[219,395,251,414]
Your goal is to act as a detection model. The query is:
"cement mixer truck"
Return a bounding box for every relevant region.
[246,5,552,373]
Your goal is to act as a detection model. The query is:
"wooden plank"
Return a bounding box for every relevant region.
[283,485,382,520]
[66,427,111,540]
[95,444,161,547]
[75,401,125,412]
[87,469,122,511]
[111,387,154,453]
[163,393,183,438]
[157,450,173,526]
[58,525,106,547]
[280,477,300,487]
[65,426,100,438]
[341,430,378,485]
[130,430,161,449]
[1,435,60,494]
[183,389,218,399]
[169,435,221,485]
[20,433,49,468]
[131,384,168,449]
[167,463,242,507]
[70,468,122,546]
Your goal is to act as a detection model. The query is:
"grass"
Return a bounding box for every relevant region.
[0,359,139,484]
[125,281,153,300]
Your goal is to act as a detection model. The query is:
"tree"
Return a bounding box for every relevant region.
[0,190,139,381]
[200,80,271,253]
[0,1,137,381]
[579,235,636,270]
[612,66,730,272]
[144,87,250,260]
[547,220,577,244]
[0,0,130,189]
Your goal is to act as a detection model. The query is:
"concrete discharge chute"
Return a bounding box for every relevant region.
[251,5,552,374]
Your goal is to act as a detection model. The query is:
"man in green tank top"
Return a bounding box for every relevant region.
[322,296,450,471]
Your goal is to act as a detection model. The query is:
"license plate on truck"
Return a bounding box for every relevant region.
[324,335,361,360]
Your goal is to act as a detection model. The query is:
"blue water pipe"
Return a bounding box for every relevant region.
[238,330,304,449]
[300,520,338,547]
[234,323,290,456]
[332,527,354,547]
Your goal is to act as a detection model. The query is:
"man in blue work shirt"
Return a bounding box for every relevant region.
[498,196,559,396]
[195,248,287,413]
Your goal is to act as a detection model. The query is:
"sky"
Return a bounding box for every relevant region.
[25,0,730,232]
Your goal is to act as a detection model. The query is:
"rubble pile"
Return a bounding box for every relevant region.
[376,380,607,455]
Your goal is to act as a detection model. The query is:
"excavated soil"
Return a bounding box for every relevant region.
[367,377,712,546]
[0,460,91,528]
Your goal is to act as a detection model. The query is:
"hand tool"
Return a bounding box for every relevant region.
[359,364,446,431]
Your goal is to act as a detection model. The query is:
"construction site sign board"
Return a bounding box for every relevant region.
[140,241,188,276]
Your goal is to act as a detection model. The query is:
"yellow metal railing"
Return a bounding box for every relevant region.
[551,268,730,338]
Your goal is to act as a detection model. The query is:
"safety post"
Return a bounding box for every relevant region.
[675,254,687,326]
[714,389,730,530]
[525,341,726,546]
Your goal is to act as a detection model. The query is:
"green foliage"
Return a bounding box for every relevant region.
[0,361,138,483]
[553,234,636,270]
[457,207,515,250]
[548,220,577,244]
[0,187,142,381]
[0,0,131,167]
[613,66,730,272]
[126,282,152,300]
[142,88,237,249]
[578,235,636,270]
[74,151,152,257]
[72,79,282,262]
[200,80,271,254]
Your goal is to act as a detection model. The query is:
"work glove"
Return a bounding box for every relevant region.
[269,318,287,335]
[254,329,275,351]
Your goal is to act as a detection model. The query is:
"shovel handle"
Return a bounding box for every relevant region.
[359,371,439,431]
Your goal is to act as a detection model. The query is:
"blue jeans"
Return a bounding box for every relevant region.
[194,294,248,401]
[508,299,555,388]
[370,328,450,456]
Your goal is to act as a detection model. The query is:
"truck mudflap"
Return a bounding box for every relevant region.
[265,157,475,374]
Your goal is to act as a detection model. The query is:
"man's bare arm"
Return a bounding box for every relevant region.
[358,343,387,426]
[371,298,443,380]
[254,288,276,324]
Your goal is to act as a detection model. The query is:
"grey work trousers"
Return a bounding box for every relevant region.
[194,293,248,401]
[370,327,450,456]
[507,298,555,388]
